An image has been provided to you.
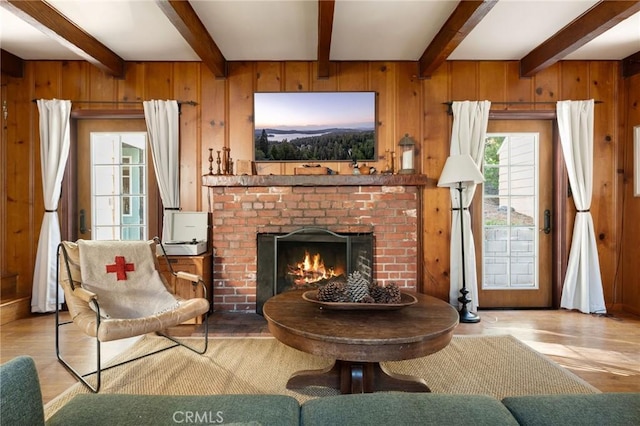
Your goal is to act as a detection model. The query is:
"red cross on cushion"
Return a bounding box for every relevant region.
[105,256,135,280]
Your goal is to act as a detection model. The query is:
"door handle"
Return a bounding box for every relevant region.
[79,209,88,234]
[543,209,551,234]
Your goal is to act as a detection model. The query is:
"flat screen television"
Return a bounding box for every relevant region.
[253,91,376,162]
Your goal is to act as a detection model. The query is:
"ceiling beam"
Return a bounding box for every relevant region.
[1,49,24,78]
[317,0,335,79]
[520,1,640,78]
[622,50,640,78]
[155,0,227,79]
[418,0,498,79]
[0,0,125,78]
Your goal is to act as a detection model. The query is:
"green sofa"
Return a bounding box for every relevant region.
[2,356,639,426]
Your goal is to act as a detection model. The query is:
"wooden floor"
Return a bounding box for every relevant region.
[1,309,639,405]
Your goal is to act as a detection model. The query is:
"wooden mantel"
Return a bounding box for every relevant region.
[202,174,435,187]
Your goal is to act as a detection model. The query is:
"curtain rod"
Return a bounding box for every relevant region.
[30,99,198,106]
[443,100,602,114]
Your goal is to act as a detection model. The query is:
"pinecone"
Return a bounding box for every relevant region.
[360,295,375,304]
[369,282,402,303]
[317,281,348,302]
[370,285,387,303]
[383,282,402,304]
[345,271,370,302]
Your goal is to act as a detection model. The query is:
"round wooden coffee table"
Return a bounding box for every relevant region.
[262,289,459,394]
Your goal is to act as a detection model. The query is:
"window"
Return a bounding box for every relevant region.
[122,156,132,216]
[91,132,147,240]
[482,133,539,289]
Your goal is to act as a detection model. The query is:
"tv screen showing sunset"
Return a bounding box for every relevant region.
[254,92,376,162]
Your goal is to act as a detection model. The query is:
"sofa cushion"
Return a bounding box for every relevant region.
[46,394,299,426]
[301,393,519,425]
[0,356,45,426]
[502,393,640,426]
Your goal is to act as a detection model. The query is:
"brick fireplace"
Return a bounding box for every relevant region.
[202,174,430,312]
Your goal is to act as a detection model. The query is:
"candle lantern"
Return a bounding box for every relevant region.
[398,133,416,174]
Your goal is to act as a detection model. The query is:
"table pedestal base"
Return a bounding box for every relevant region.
[286,360,431,394]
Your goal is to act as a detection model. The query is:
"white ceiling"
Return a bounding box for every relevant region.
[0,0,639,64]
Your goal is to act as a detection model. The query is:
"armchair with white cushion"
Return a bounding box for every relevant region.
[55,238,209,392]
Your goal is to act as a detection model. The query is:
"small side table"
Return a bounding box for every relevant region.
[158,250,213,324]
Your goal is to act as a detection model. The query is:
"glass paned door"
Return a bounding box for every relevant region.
[475,120,553,309]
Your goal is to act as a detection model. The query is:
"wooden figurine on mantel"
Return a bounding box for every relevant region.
[381,149,395,174]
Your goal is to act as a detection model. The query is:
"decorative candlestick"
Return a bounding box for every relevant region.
[222,147,229,175]
[216,150,222,175]
[208,148,214,175]
[222,147,233,175]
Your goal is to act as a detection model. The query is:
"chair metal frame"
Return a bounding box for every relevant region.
[55,237,209,393]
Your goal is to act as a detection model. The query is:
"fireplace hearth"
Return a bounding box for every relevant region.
[256,228,374,314]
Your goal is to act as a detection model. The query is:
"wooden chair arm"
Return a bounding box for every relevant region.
[175,271,207,301]
[175,271,202,283]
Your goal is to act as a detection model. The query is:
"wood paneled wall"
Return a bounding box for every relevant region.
[621,73,640,315]
[2,59,638,315]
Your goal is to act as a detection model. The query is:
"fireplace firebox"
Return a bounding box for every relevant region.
[256,228,374,314]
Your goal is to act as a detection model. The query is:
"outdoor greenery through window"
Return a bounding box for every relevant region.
[482,133,539,289]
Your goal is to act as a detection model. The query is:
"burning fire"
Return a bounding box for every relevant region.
[288,251,343,285]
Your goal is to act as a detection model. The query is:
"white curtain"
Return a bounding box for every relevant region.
[143,100,180,241]
[448,100,491,311]
[31,99,72,313]
[556,100,606,314]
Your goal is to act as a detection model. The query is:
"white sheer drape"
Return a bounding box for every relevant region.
[448,101,491,311]
[557,100,606,314]
[143,100,180,241]
[31,99,71,313]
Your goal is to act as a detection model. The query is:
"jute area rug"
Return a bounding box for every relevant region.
[44,334,598,420]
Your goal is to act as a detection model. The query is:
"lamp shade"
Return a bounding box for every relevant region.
[437,154,484,188]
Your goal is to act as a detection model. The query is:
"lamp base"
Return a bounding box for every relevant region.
[457,287,480,323]
[458,308,480,323]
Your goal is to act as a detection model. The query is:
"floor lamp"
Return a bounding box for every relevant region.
[438,154,485,323]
